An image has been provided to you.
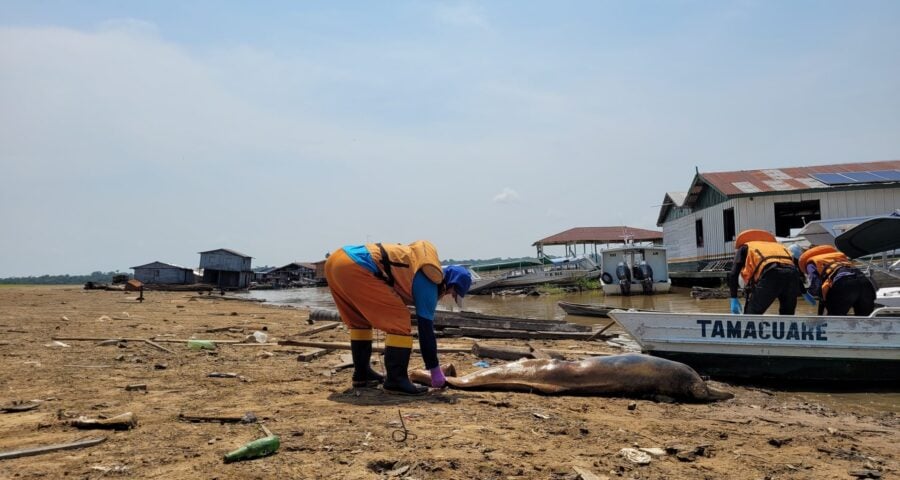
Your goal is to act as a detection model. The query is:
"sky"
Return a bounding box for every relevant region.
[1,1,899,276]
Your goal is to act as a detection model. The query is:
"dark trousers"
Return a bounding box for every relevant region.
[746,266,800,315]
[824,274,876,316]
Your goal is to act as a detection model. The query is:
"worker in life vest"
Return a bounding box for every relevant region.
[324,240,472,395]
[728,229,802,315]
[797,245,876,316]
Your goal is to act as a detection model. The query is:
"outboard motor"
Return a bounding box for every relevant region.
[638,261,654,295]
[615,262,632,296]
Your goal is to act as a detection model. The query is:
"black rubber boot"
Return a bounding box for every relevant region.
[382,346,427,396]
[350,340,384,388]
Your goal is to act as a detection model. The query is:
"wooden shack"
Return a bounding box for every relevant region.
[131,261,195,285]
[198,248,253,289]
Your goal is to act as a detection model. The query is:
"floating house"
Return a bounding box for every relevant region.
[198,248,253,289]
[533,226,664,259]
[263,262,317,287]
[657,160,900,283]
[131,262,195,285]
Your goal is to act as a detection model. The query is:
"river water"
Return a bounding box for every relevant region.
[237,287,898,414]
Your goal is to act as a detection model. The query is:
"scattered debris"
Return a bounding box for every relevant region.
[573,466,610,480]
[44,341,70,348]
[768,437,792,448]
[619,447,652,465]
[178,412,258,424]
[125,384,147,392]
[1,400,41,413]
[71,412,137,430]
[0,436,107,461]
[849,469,883,479]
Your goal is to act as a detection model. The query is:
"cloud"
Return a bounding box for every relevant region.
[492,187,520,204]
[434,3,490,31]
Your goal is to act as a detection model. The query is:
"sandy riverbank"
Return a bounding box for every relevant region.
[0,286,896,479]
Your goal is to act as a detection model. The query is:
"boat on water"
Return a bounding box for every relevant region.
[557,301,615,318]
[832,211,900,307]
[607,308,900,382]
[468,255,601,294]
[598,245,671,296]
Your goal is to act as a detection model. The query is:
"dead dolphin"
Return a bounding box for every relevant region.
[410,353,733,403]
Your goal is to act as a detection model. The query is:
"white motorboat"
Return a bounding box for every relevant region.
[607,308,900,382]
[468,255,601,293]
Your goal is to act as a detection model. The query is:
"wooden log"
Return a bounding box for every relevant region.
[527,342,551,359]
[472,343,565,361]
[178,412,255,424]
[296,348,330,362]
[296,322,340,337]
[277,339,472,354]
[52,336,243,344]
[439,327,595,340]
[71,412,137,430]
[430,311,589,332]
[471,342,612,361]
[309,308,588,333]
[0,437,107,461]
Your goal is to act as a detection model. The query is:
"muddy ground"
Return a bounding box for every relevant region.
[0,286,896,479]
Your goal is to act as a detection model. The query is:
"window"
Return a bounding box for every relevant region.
[723,208,735,242]
[695,219,704,247]
[774,200,821,237]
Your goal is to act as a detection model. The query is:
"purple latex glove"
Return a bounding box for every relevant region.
[429,366,446,388]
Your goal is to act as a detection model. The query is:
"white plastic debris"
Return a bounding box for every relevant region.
[252,331,268,343]
[619,448,652,465]
[44,341,70,348]
[639,447,667,456]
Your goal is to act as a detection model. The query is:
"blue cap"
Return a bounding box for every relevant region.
[788,244,804,260]
[442,265,472,297]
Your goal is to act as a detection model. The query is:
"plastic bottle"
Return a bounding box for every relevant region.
[188,339,216,350]
[223,435,280,463]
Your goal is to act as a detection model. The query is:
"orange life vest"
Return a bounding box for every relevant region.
[366,240,443,304]
[807,251,855,299]
[740,241,795,286]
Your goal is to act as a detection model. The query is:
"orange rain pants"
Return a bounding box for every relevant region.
[324,248,412,336]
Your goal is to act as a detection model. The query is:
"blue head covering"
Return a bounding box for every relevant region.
[788,244,804,261]
[442,265,472,297]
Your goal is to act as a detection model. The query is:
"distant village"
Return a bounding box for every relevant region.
[127,159,899,291]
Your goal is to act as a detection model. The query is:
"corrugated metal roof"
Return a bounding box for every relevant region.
[533,226,663,246]
[131,261,191,270]
[198,248,253,258]
[699,160,900,197]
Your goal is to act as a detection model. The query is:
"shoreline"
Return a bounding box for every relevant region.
[0,286,896,479]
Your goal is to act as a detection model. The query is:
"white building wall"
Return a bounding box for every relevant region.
[664,186,900,267]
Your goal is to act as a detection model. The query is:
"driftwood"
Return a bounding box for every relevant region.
[438,327,595,340]
[296,348,331,362]
[178,412,257,424]
[309,308,590,333]
[0,437,107,461]
[1,401,41,413]
[277,339,472,354]
[71,412,137,430]
[472,343,565,361]
[296,322,340,337]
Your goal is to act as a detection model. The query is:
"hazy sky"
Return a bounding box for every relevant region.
[2,1,899,276]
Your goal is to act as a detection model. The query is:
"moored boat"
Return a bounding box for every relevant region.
[557,301,615,318]
[469,255,601,294]
[607,308,900,383]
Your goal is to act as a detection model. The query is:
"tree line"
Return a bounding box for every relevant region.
[0,271,128,285]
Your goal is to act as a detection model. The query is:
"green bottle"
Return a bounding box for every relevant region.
[223,435,280,463]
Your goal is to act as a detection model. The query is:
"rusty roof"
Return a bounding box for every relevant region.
[533,226,663,246]
[697,160,900,197]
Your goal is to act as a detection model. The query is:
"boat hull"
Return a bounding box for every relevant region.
[607,310,900,383]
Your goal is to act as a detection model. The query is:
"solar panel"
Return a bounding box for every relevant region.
[810,173,855,185]
[844,171,885,182]
[870,170,900,181]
